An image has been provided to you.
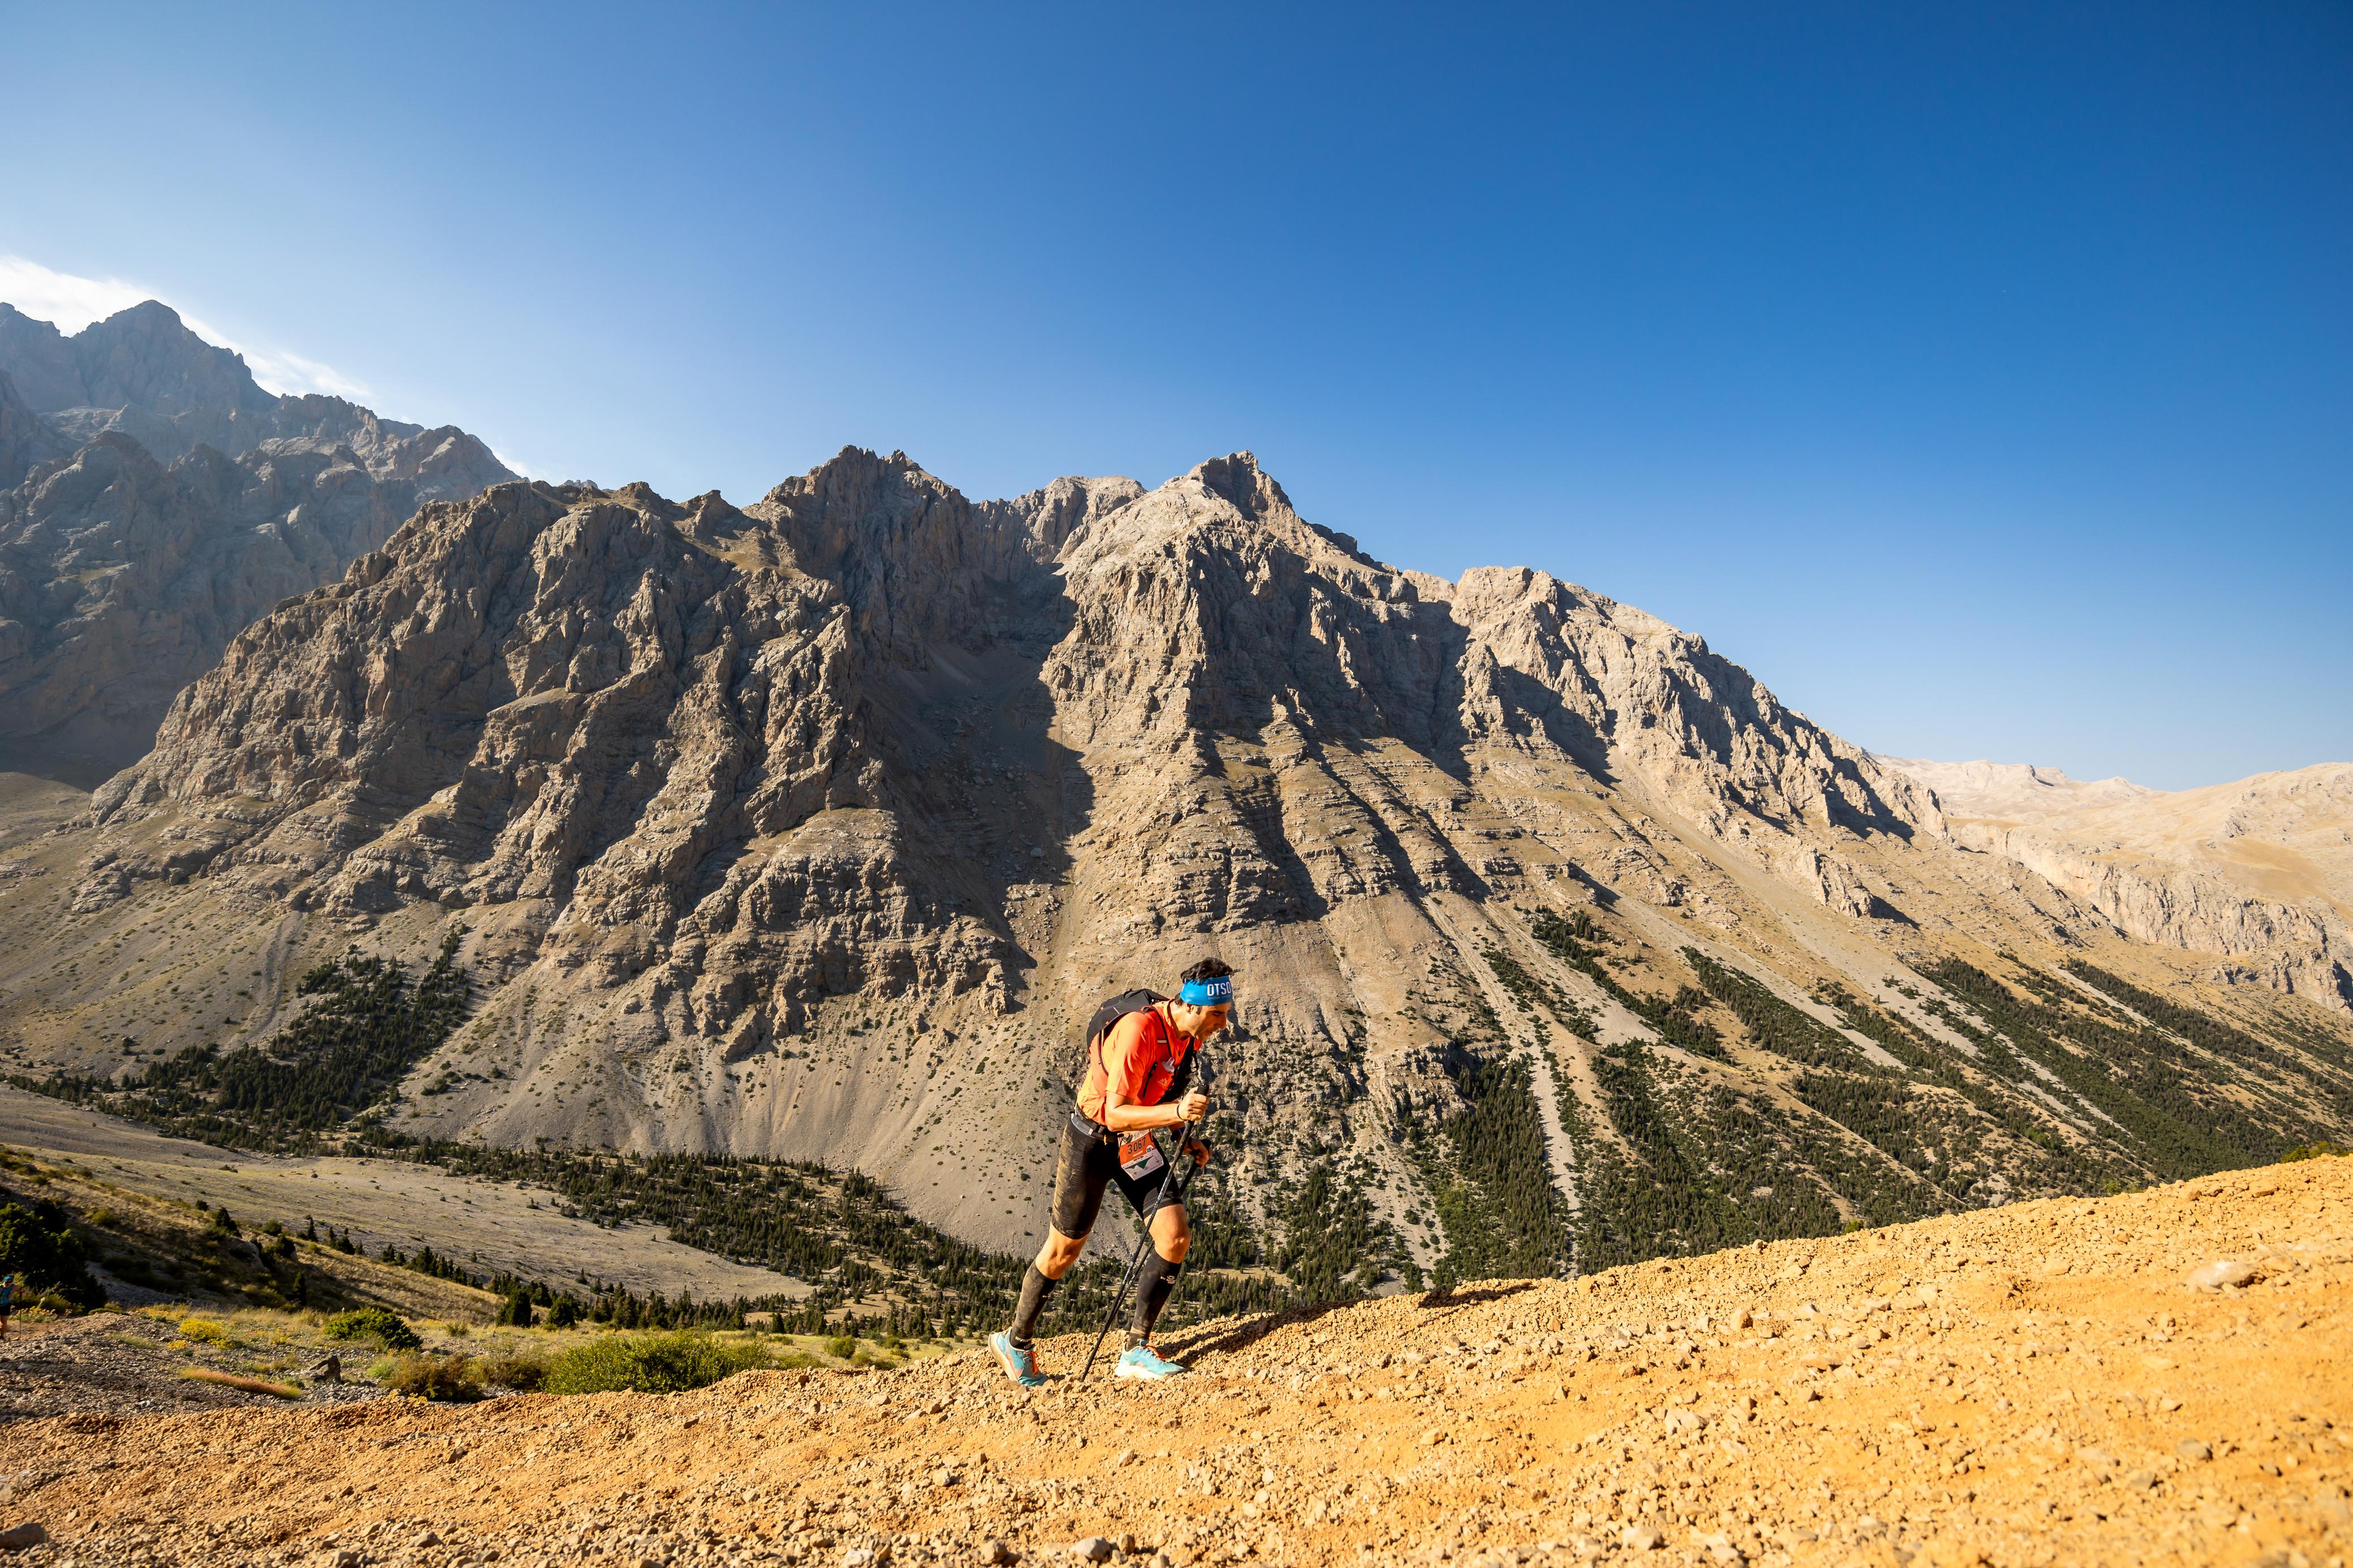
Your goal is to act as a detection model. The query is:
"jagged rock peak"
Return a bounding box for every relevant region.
[744,446,971,572]
[1185,450,1292,521]
[0,299,274,419]
[0,301,516,781]
[975,473,1147,559]
[0,297,514,495]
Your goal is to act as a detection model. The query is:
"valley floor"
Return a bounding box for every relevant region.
[0,1083,808,1303]
[4,1161,2348,1568]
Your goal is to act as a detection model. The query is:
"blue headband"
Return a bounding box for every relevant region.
[1178,974,1234,1007]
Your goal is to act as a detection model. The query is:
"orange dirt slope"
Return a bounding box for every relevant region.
[6,1158,2349,1568]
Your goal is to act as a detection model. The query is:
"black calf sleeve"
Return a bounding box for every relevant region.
[1127,1250,1183,1347]
[1009,1264,1058,1347]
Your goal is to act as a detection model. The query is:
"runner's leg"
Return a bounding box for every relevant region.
[1011,1123,1114,1347]
[1128,1200,1191,1347]
[1105,1152,1191,1349]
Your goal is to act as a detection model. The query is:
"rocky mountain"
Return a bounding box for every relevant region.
[0,301,513,781]
[1885,755,2353,1016]
[2,448,2348,1287]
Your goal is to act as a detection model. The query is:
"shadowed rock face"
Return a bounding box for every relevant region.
[0,301,513,780]
[0,366,71,485]
[89,448,1938,938]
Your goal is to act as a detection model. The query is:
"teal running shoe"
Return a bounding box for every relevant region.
[1114,1344,1187,1380]
[990,1331,1046,1388]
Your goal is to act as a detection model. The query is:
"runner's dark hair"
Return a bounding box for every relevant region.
[1181,957,1233,984]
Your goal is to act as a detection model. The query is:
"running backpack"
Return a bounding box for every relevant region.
[1079,989,1194,1107]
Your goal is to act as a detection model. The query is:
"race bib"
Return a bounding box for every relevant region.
[1118,1134,1166,1180]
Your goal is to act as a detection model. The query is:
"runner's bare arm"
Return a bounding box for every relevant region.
[1099,1012,1209,1133]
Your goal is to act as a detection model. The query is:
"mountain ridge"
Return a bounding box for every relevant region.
[1871,754,2158,823]
[5,444,2347,1278]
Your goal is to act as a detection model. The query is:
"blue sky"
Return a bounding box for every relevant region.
[3,2,2346,789]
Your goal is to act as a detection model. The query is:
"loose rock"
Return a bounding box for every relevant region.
[2186,1260,2256,1291]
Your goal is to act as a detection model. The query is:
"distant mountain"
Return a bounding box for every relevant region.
[1883,755,2353,1015]
[0,301,510,490]
[0,301,512,780]
[1869,755,2158,823]
[5,447,2347,1285]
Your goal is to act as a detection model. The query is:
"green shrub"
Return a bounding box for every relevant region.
[0,1199,106,1311]
[541,1331,772,1395]
[494,1290,536,1328]
[825,1334,857,1359]
[176,1314,232,1346]
[386,1353,481,1401]
[2283,1142,2351,1162]
[323,1306,422,1350]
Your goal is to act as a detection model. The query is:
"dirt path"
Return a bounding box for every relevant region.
[5,1160,2348,1568]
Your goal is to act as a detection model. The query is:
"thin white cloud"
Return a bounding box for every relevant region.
[0,256,149,332]
[0,255,369,401]
[490,448,545,480]
[242,347,372,401]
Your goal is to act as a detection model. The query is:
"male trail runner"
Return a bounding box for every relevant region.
[990,958,1234,1384]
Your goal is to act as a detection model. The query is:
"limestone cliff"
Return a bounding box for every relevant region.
[1887,756,2353,1013]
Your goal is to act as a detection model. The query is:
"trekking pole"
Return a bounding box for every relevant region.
[1152,1051,1211,1331]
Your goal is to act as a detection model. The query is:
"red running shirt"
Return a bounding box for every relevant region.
[1077,1004,1193,1125]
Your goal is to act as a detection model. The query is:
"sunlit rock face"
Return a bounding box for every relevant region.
[9,442,2346,1255]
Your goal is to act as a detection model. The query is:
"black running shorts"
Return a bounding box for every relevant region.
[1049,1117,1182,1241]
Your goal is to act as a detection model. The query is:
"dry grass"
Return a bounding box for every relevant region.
[383,1353,481,1402]
[178,1367,303,1399]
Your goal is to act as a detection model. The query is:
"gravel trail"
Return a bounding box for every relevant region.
[3,1160,2346,1568]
